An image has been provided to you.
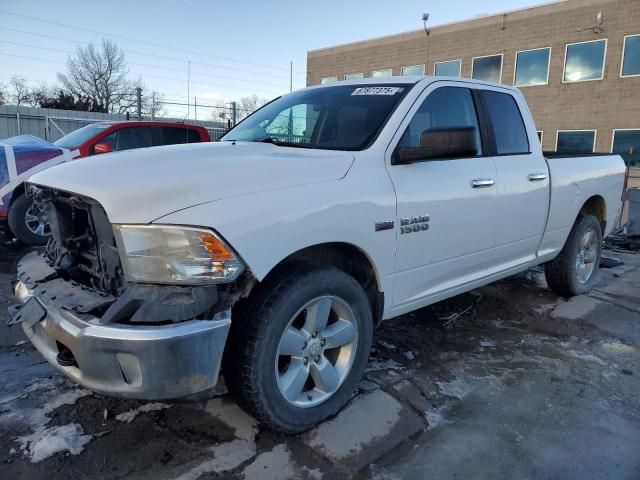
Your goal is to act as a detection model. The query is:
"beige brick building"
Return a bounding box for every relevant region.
[307,0,640,165]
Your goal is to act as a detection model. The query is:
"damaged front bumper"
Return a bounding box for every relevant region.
[12,254,231,400]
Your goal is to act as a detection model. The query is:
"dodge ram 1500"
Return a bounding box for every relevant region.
[11,77,626,432]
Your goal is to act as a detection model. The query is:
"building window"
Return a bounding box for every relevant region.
[621,34,640,77]
[344,73,364,80]
[563,39,607,82]
[471,54,503,83]
[372,69,392,77]
[434,60,461,77]
[537,131,544,144]
[612,129,640,167]
[556,130,596,154]
[514,47,551,86]
[401,64,425,76]
[320,77,337,84]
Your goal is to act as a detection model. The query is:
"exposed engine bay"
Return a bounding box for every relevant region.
[17,185,247,325]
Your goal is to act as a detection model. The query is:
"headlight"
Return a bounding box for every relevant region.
[113,225,245,285]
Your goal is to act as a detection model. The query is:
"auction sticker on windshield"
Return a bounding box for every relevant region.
[351,87,401,96]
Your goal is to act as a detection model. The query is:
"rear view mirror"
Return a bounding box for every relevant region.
[395,126,479,164]
[94,143,113,155]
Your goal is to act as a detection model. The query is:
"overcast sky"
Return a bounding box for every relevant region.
[1,0,552,116]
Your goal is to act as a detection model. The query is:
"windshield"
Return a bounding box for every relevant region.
[221,84,412,150]
[53,123,112,149]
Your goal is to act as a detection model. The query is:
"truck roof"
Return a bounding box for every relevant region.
[309,75,519,92]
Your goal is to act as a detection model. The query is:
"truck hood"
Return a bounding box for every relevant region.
[28,141,355,223]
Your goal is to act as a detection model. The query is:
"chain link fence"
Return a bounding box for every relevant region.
[0,100,256,143]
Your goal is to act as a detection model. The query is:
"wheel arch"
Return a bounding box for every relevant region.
[259,242,384,325]
[578,195,607,233]
[8,182,25,208]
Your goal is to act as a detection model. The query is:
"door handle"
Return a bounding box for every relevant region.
[528,173,548,181]
[471,179,495,188]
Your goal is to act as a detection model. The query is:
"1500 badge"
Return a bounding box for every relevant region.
[400,215,430,234]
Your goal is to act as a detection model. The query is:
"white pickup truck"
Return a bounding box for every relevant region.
[12,77,626,433]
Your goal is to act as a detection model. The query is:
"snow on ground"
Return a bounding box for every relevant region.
[0,376,93,462]
[18,423,92,463]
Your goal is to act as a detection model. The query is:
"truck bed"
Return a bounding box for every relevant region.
[537,153,626,261]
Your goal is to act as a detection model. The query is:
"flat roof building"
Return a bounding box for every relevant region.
[306,0,640,167]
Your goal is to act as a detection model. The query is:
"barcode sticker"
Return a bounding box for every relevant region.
[351,87,400,96]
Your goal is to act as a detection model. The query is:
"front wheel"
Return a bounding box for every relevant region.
[7,193,51,245]
[544,214,603,297]
[224,265,373,433]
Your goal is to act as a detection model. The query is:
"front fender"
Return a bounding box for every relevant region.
[155,178,397,304]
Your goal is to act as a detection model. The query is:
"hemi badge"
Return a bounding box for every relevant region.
[375,220,394,232]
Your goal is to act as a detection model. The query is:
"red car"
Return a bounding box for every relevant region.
[2,122,210,245]
[53,121,210,157]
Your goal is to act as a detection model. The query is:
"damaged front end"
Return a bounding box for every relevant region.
[12,185,248,400]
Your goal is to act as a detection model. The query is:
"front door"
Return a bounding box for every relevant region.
[385,83,498,314]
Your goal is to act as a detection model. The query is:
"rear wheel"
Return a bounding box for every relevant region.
[544,214,602,297]
[7,193,51,245]
[224,265,373,433]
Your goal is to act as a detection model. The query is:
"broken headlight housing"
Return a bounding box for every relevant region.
[113,225,245,285]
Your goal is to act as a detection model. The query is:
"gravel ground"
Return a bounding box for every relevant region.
[1,227,639,479]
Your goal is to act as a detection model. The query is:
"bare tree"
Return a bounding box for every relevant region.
[143,91,166,119]
[27,82,55,107]
[237,94,269,120]
[58,39,138,113]
[211,99,231,126]
[9,75,33,108]
[0,80,7,105]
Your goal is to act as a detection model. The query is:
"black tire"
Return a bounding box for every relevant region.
[544,214,602,297]
[8,193,50,246]
[223,264,373,433]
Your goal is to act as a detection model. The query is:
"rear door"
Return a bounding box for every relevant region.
[385,82,498,312]
[478,88,549,272]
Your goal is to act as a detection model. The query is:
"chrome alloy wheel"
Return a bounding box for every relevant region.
[575,227,598,284]
[275,296,358,408]
[24,202,51,238]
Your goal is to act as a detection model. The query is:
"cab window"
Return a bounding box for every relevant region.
[397,86,483,156]
[481,91,530,155]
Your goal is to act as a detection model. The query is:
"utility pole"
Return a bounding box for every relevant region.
[187,60,191,121]
[231,101,237,127]
[290,61,293,92]
[151,92,156,121]
[194,97,197,121]
[136,87,142,120]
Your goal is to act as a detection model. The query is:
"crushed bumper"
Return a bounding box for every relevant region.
[14,281,231,400]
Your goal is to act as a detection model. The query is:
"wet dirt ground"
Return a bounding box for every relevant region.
[1,226,639,479]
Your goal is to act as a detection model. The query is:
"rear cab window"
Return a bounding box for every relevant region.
[480,90,530,155]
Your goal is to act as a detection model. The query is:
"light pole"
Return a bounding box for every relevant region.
[422,13,431,73]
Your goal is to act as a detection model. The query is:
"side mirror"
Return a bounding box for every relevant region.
[395,126,479,164]
[94,143,113,155]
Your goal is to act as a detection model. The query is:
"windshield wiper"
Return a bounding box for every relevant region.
[259,137,314,149]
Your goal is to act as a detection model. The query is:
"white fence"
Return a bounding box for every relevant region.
[0,105,228,142]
